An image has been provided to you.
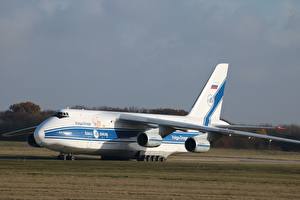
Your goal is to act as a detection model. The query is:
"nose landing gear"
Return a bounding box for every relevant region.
[57,153,75,160]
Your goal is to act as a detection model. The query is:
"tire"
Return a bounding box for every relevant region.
[150,156,155,162]
[66,154,74,160]
[57,154,64,160]
[137,155,145,161]
[145,155,150,162]
[159,157,166,162]
[155,156,160,162]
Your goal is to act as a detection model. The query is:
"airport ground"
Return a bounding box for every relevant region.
[0,142,299,200]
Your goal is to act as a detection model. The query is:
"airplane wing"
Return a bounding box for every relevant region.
[1,126,37,137]
[119,114,300,144]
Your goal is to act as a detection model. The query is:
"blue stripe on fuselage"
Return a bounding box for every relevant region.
[44,127,201,144]
[203,81,226,126]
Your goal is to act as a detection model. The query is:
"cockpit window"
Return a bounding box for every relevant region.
[54,112,69,119]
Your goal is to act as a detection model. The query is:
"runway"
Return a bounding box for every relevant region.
[0,141,300,164]
[171,153,300,164]
[1,154,300,165]
[0,141,300,200]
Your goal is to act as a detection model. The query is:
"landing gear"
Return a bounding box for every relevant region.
[155,156,160,162]
[136,155,145,161]
[159,157,166,162]
[66,154,75,160]
[145,155,150,162]
[137,154,166,162]
[57,153,65,160]
[57,153,75,160]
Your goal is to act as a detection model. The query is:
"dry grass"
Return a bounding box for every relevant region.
[0,141,299,200]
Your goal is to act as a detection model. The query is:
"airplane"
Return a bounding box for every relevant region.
[2,63,300,161]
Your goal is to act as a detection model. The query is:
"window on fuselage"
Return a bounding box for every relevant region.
[54,112,69,119]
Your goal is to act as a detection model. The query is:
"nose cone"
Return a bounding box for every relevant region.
[34,124,45,146]
[33,117,59,147]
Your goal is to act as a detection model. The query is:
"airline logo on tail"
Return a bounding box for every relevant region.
[203,81,226,126]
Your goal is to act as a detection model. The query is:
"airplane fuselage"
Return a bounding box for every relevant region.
[34,109,210,160]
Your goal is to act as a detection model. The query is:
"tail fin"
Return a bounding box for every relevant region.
[188,63,228,126]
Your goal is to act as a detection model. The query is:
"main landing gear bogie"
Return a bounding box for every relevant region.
[137,155,166,162]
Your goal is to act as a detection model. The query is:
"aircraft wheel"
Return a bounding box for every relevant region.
[145,155,150,162]
[57,153,65,160]
[150,156,155,162]
[66,154,75,160]
[155,156,160,162]
[137,155,145,161]
[159,157,166,162]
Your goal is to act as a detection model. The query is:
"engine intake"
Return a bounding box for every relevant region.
[137,129,162,147]
[27,134,41,148]
[185,136,210,153]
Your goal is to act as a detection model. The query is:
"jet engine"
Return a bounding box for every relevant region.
[185,136,210,153]
[27,134,41,148]
[137,129,162,147]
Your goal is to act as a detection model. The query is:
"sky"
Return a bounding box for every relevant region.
[0,0,300,125]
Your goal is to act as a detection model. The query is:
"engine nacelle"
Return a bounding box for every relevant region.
[137,129,162,147]
[185,136,210,153]
[27,134,41,148]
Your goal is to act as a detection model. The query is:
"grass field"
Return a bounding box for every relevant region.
[0,142,300,200]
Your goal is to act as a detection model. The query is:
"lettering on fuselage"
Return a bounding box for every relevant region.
[84,131,93,136]
[97,131,109,138]
[84,129,109,138]
[75,121,91,126]
[58,131,72,136]
[171,135,188,141]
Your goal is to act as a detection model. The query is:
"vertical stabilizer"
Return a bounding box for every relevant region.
[188,63,228,126]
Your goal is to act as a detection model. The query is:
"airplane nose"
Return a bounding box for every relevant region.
[33,125,45,146]
[33,117,57,147]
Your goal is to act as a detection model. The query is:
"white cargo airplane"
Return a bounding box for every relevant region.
[3,63,300,161]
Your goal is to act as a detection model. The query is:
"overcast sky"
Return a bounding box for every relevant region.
[0,0,299,124]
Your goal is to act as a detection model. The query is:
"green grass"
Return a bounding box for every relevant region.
[0,142,300,200]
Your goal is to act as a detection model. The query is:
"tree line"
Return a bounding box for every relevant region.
[0,102,299,151]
